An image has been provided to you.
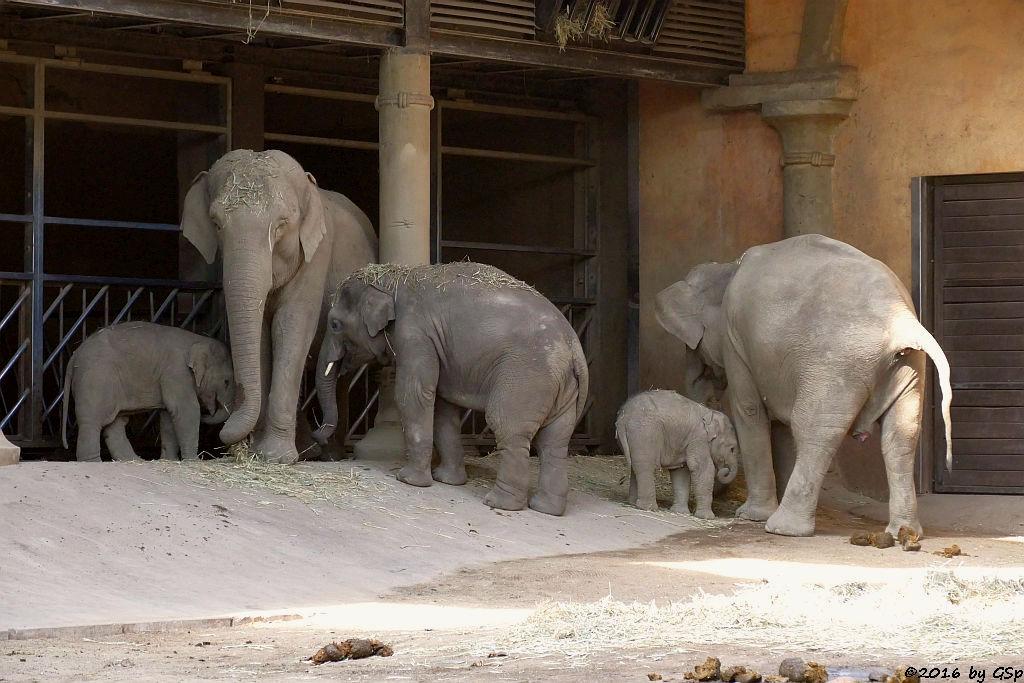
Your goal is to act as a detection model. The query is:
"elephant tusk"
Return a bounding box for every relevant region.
[325,361,334,377]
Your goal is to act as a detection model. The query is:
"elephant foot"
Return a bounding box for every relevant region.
[692,507,716,520]
[764,506,815,537]
[396,464,434,488]
[634,498,658,512]
[109,452,142,463]
[669,503,691,515]
[528,491,566,516]
[885,518,923,540]
[483,484,527,512]
[432,463,467,486]
[736,498,778,522]
[253,433,299,465]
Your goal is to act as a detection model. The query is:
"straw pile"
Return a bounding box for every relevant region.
[554,2,615,50]
[489,569,1024,660]
[156,442,390,509]
[342,262,540,299]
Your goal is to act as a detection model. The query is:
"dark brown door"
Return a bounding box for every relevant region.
[933,173,1024,492]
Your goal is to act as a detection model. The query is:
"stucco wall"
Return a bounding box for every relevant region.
[638,0,1024,495]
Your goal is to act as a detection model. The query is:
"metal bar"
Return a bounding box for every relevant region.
[265,83,376,103]
[177,290,216,328]
[0,272,33,281]
[263,132,378,151]
[28,59,44,442]
[42,388,65,421]
[41,283,73,322]
[439,239,596,256]
[346,389,379,441]
[0,389,30,432]
[41,50,231,85]
[0,213,32,223]
[548,296,596,305]
[42,285,109,372]
[149,288,180,323]
[0,105,32,117]
[347,363,369,391]
[0,339,30,385]
[42,273,220,288]
[441,145,595,167]
[43,216,181,231]
[44,110,228,135]
[0,286,30,333]
[109,287,146,326]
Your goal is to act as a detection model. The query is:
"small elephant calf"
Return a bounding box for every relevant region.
[615,390,739,518]
[61,322,235,462]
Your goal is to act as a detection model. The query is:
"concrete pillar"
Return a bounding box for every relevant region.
[0,429,20,466]
[355,48,434,462]
[762,99,851,238]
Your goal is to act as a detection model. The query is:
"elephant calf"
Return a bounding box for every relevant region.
[61,322,235,462]
[615,390,738,518]
[315,262,589,516]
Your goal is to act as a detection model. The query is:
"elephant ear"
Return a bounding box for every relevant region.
[187,342,211,389]
[360,286,396,337]
[298,172,327,263]
[655,280,706,350]
[181,171,218,265]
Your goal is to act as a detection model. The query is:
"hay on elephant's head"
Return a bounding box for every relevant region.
[218,151,280,215]
[340,262,540,300]
[158,441,390,508]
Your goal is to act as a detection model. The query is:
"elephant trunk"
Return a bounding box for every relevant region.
[219,243,272,445]
[312,336,342,445]
[716,463,737,485]
[201,404,231,425]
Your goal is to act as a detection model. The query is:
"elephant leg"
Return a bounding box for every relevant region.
[771,422,799,502]
[75,421,103,462]
[880,382,924,538]
[394,352,440,488]
[431,397,467,486]
[256,305,319,465]
[766,390,861,537]
[103,416,141,462]
[624,431,660,512]
[169,401,202,461]
[159,412,180,461]
[628,469,638,506]
[726,351,778,522]
[689,457,716,520]
[481,385,546,512]
[529,409,575,516]
[669,467,691,514]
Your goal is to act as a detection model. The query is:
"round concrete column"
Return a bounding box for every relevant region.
[354,48,434,462]
[763,99,851,239]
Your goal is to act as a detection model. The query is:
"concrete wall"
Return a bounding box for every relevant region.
[638,0,1024,495]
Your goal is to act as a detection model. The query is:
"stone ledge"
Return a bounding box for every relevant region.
[702,65,858,112]
[4,613,306,641]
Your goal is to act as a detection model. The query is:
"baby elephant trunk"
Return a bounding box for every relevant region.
[716,464,737,484]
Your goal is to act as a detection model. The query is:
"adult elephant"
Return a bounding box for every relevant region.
[182,149,377,463]
[655,234,952,537]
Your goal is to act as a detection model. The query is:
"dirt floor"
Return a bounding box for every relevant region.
[2,453,1024,682]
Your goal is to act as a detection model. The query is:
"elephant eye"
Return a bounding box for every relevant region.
[330,318,342,333]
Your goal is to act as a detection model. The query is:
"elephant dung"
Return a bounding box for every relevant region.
[723,666,763,683]
[897,525,922,552]
[778,658,827,683]
[684,657,722,681]
[849,531,873,546]
[934,544,965,557]
[311,638,393,664]
[888,667,921,683]
[872,532,895,548]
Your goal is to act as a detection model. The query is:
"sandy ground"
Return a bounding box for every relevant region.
[2,454,1023,682]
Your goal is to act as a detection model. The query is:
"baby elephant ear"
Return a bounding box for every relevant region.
[187,343,210,387]
[655,280,706,350]
[360,287,395,337]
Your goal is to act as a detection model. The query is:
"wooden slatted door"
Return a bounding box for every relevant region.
[933,174,1024,492]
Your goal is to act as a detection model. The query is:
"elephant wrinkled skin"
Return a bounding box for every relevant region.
[655,234,952,537]
[181,150,377,464]
[615,390,738,518]
[61,322,235,462]
[315,262,589,516]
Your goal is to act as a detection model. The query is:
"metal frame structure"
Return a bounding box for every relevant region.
[0,52,229,447]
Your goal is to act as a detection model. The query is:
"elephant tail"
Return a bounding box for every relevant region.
[615,415,631,471]
[899,319,953,473]
[61,355,74,450]
[569,333,589,427]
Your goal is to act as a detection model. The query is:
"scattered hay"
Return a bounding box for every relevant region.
[244,0,272,44]
[586,2,615,40]
[489,569,1024,660]
[342,262,540,300]
[156,443,390,509]
[311,638,393,664]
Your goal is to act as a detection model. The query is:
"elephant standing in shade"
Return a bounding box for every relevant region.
[181,149,377,464]
[615,390,738,518]
[655,234,952,537]
[61,322,235,462]
[314,262,589,516]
